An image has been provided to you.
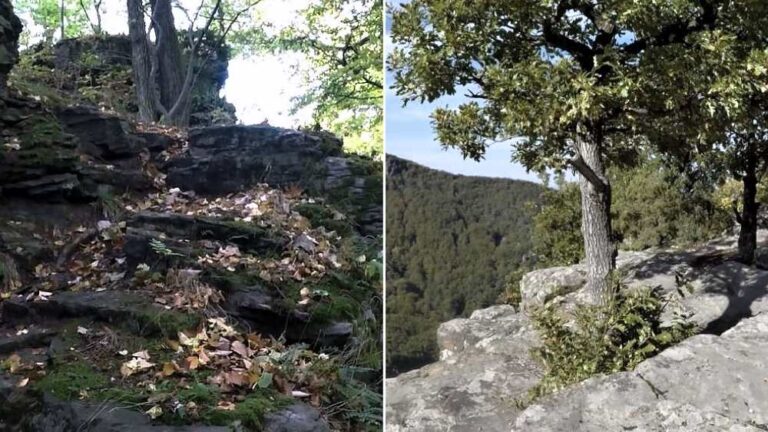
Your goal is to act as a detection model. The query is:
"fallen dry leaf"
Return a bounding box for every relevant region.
[120,357,155,377]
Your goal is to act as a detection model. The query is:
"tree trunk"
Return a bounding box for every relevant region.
[738,142,759,265]
[126,0,155,122]
[60,0,65,39]
[150,0,185,112]
[576,139,616,306]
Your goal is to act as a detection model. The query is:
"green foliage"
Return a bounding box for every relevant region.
[532,179,584,267]
[35,361,109,399]
[713,177,768,214]
[531,158,731,267]
[14,0,91,44]
[389,1,643,170]
[295,202,354,236]
[150,239,185,257]
[9,38,137,114]
[527,285,695,401]
[497,267,528,308]
[386,156,543,374]
[331,378,382,431]
[611,160,731,250]
[237,0,382,156]
[95,187,122,219]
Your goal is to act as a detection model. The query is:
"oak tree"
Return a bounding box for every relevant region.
[389,0,731,304]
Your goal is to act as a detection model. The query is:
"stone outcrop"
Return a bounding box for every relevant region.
[166,126,339,195]
[521,231,768,333]
[28,34,236,127]
[166,126,382,235]
[387,233,768,432]
[0,101,170,203]
[386,305,541,432]
[0,17,380,430]
[513,312,768,431]
[223,284,353,347]
[0,93,376,432]
[0,0,22,95]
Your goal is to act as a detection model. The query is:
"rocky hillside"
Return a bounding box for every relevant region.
[386,155,543,375]
[386,232,768,431]
[12,33,236,128]
[0,3,382,431]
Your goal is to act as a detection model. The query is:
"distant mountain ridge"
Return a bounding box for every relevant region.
[386,155,545,375]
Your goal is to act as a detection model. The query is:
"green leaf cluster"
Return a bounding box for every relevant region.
[531,157,731,267]
[526,284,695,401]
[14,0,91,44]
[234,0,383,156]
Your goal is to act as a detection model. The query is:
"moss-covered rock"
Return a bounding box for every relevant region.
[0,0,22,95]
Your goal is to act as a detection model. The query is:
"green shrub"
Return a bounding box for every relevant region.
[526,285,695,401]
[497,267,528,308]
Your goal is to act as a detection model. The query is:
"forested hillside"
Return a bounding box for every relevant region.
[386,156,544,375]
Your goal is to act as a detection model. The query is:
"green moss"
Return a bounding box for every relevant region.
[205,269,263,291]
[139,309,201,338]
[201,390,290,429]
[295,203,353,235]
[2,114,79,182]
[157,382,289,429]
[280,270,373,324]
[178,382,219,405]
[35,361,109,400]
[16,114,72,148]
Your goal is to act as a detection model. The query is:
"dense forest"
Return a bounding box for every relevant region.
[385,156,544,375]
[386,152,748,376]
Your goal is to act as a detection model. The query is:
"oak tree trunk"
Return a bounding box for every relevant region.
[126,0,155,122]
[576,139,616,306]
[738,142,759,265]
[150,0,185,113]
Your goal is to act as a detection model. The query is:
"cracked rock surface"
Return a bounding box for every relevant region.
[513,311,768,431]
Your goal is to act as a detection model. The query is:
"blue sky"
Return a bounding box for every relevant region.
[384,12,543,183]
[385,85,544,182]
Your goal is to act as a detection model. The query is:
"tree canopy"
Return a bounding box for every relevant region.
[232,0,383,155]
[389,0,768,303]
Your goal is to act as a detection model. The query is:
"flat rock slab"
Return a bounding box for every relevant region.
[25,395,329,432]
[263,403,330,432]
[0,326,56,354]
[2,291,192,336]
[165,125,338,196]
[29,395,231,432]
[129,211,288,253]
[224,285,353,347]
[386,305,541,432]
[520,233,768,333]
[513,312,768,431]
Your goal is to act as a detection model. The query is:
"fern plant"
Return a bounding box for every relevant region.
[149,239,184,257]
